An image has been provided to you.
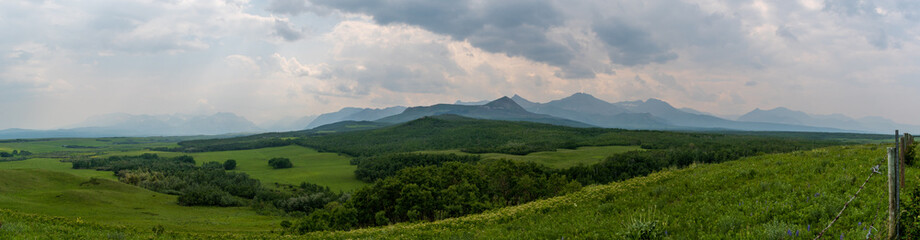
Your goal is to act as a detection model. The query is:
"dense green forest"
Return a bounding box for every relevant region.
[352,153,481,182]
[288,159,581,233]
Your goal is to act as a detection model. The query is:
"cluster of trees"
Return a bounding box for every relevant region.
[70,154,340,211]
[269,158,293,169]
[72,154,259,205]
[0,149,32,158]
[223,159,237,170]
[155,132,302,152]
[563,137,844,185]
[286,159,581,233]
[352,153,480,182]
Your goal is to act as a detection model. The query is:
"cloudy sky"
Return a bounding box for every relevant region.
[2,0,918,129]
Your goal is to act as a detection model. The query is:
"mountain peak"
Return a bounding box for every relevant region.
[484,96,527,112]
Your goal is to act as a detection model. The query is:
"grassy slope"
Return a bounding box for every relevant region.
[2,144,908,239]
[420,145,643,168]
[0,169,282,234]
[0,157,117,180]
[311,144,904,239]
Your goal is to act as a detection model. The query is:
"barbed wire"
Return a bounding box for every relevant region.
[813,164,882,240]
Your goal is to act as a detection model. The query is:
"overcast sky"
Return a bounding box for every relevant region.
[2,0,918,129]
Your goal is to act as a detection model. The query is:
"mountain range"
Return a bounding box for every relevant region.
[377,97,593,128]
[306,106,407,129]
[738,107,920,134]
[1,93,914,139]
[0,112,261,139]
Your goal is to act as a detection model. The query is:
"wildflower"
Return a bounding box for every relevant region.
[796,230,799,236]
[840,233,844,240]
[787,230,792,236]
[807,225,810,231]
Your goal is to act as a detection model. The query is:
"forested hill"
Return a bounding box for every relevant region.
[376,97,594,128]
[171,115,888,157]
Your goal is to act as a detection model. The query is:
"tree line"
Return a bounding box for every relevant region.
[286,159,580,233]
[70,154,342,213]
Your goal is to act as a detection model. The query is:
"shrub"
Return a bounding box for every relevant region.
[900,186,920,238]
[268,158,293,169]
[223,159,237,170]
[177,185,241,207]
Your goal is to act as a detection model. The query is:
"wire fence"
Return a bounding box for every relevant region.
[812,164,881,240]
[810,132,913,240]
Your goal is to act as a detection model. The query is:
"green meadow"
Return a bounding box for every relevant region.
[0,138,181,153]
[2,144,911,239]
[187,145,365,192]
[420,145,642,168]
[0,157,117,180]
[2,140,366,192]
[0,169,282,234]
[98,145,366,191]
[311,144,907,239]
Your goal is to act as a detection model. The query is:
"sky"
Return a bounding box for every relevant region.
[1,0,919,129]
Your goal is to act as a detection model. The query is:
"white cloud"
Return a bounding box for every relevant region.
[1,0,919,129]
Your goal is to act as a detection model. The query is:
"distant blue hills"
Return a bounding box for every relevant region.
[1,93,914,139]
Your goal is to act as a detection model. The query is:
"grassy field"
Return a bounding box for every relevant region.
[3,144,911,239]
[0,138,181,153]
[306,144,908,239]
[0,169,284,235]
[0,158,117,180]
[187,145,365,192]
[420,145,643,168]
[1,141,367,192]
[95,145,366,191]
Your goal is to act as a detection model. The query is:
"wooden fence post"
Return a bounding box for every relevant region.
[889,147,900,240]
[901,134,906,187]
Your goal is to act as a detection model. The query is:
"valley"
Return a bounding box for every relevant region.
[0,114,911,239]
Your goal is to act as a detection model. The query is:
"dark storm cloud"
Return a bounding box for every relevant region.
[299,0,577,70]
[274,20,306,41]
[267,0,311,15]
[283,0,756,78]
[593,19,677,66]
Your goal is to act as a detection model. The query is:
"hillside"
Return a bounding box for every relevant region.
[3,144,912,239]
[510,93,844,132]
[512,94,672,129]
[376,97,593,128]
[306,107,407,129]
[308,144,905,239]
[0,169,280,234]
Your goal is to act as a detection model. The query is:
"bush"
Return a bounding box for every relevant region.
[269,158,293,169]
[223,159,237,170]
[901,186,920,239]
[177,185,241,207]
